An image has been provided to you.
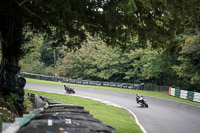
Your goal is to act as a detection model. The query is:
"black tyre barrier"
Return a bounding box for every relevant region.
[82,80,89,85]
[110,82,117,87]
[1,65,26,104]
[16,95,115,133]
[103,82,110,87]
[95,81,103,86]
[69,78,76,83]
[89,81,96,85]
[20,72,167,91]
[75,79,82,84]
[62,78,69,83]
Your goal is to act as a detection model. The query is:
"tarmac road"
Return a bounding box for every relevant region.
[25,83,200,133]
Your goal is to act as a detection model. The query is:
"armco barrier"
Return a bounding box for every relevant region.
[180,90,187,99]
[169,87,200,103]
[175,88,181,98]
[187,91,194,101]
[171,88,175,96]
[193,92,200,102]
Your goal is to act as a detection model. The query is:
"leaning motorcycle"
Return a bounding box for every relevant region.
[64,85,75,94]
[137,96,148,108]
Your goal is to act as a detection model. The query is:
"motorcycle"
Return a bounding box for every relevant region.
[64,85,75,94]
[137,96,148,108]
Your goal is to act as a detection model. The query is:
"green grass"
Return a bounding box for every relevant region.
[25,89,142,133]
[26,78,200,106]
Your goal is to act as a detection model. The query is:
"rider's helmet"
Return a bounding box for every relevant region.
[136,93,139,96]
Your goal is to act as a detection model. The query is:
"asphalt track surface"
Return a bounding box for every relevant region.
[25,83,200,133]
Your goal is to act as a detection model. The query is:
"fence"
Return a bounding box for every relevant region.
[20,72,169,92]
[144,84,169,92]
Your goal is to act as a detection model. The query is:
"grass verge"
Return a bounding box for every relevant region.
[25,89,142,133]
[26,78,200,106]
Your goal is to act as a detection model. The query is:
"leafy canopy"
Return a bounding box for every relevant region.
[1,0,200,52]
[173,31,200,87]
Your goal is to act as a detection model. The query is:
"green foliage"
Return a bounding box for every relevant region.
[0,113,9,128]
[57,36,132,81]
[1,0,200,60]
[44,66,56,76]
[0,94,34,130]
[18,26,199,90]
[20,59,45,74]
[118,0,138,15]
[40,35,65,67]
[92,44,130,81]
[20,32,45,74]
[40,40,56,67]
[5,93,18,106]
[125,48,145,83]
[0,113,9,121]
[57,43,97,79]
[1,0,200,93]
[125,48,177,85]
[21,30,199,91]
[23,94,33,113]
[173,31,200,90]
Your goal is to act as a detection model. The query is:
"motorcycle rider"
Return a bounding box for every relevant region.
[64,85,75,93]
[136,93,148,107]
[136,93,142,103]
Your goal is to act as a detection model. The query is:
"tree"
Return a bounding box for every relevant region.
[1,0,200,102]
[125,48,178,85]
[139,50,176,85]
[20,32,45,74]
[91,44,129,82]
[57,38,98,79]
[173,31,200,91]
[1,0,200,67]
[125,48,146,83]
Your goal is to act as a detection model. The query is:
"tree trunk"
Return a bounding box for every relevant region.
[54,48,57,67]
[0,15,25,102]
[0,15,23,64]
[0,15,26,116]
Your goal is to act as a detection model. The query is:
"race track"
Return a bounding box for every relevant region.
[25,83,200,133]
